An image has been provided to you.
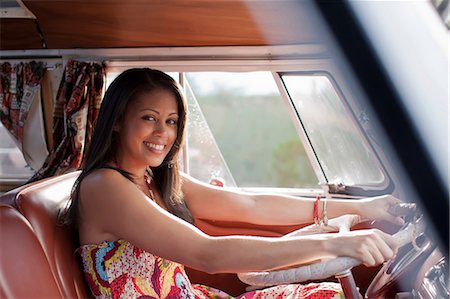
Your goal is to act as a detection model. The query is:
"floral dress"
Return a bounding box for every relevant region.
[79,239,344,299]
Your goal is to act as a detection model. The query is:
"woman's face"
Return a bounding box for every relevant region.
[115,88,179,170]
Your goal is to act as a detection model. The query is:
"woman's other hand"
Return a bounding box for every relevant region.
[357,195,405,225]
[327,228,399,267]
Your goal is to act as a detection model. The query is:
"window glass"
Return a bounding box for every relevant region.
[0,122,34,179]
[184,79,236,187]
[282,74,384,186]
[186,72,317,188]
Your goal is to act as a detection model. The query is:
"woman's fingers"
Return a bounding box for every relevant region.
[337,229,398,267]
[388,196,419,224]
[387,200,417,225]
[387,195,403,205]
[375,237,395,262]
[362,195,407,225]
[367,230,397,265]
[367,232,395,266]
[385,211,406,226]
[378,230,399,259]
[361,251,377,267]
[359,232,385,267]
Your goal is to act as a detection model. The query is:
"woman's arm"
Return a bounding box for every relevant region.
[79,169,398,274]
[181,173,404,226]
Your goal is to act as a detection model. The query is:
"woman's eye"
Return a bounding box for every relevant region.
[143,115,156,121]
[167,119,178,126]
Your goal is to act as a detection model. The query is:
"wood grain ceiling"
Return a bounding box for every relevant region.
[0,1,318,50]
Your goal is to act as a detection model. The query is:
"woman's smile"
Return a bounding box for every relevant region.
[144,141,166,154]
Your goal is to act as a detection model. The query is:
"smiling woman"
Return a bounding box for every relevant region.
[52,67,403,299]
[63,68,193,227]
[1,1,447,298]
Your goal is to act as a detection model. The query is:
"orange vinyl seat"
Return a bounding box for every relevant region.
[0,171,90,299]
[0,171,304,298]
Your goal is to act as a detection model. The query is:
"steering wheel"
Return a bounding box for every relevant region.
[365,214,432,298]
[237,212,425,287]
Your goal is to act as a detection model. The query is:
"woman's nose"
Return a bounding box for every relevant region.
[153,122,168,136]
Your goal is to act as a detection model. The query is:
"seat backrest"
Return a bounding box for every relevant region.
[0,170,311,298]
[0,171,90,299]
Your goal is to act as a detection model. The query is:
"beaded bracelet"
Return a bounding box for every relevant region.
[323,195,328,226]
[313,195,329,227]
[313,195,321,225]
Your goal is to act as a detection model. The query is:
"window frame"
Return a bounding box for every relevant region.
[1,45,396,197]
[277,71,393,196]
[107,56,336,193]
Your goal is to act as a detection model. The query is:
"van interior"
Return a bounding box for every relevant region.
[1,1,448,298]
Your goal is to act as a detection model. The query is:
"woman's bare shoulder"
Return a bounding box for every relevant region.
[78,168,147,243]
[81,167,129,188]
[79,168,133,206]
[78,169,133,244]
[83,167,124,183]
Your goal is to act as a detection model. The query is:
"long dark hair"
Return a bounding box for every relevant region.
[61,68,194,227]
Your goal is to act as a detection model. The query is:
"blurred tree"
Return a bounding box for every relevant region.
[272,138,318,188]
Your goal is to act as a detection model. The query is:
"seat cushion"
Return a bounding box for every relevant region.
[0,171,90,298]
[0,204,62,298]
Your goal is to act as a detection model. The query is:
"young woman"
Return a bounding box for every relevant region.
[63,68,401,298]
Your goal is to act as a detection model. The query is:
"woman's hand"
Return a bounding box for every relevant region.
[356,195,405,225]
[328,228,399,267]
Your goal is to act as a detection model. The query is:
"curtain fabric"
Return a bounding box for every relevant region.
[0,61,46,149]
[31,60,105,181]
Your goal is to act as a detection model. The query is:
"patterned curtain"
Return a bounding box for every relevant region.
[0,61,46,149]
[31,60,105,181]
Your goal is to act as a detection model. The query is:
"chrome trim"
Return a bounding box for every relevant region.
[179,72,189,175]
[271,71,327,185]
[0,45,328,60]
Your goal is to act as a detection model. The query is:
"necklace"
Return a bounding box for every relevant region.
[112,158,155,200]
[143,172,155,200]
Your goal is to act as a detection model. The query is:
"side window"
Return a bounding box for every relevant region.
[185,71,317,188]
[105,70,239,186]
[281,73,386,188]
[0,122,34,180]
[184,78,237,187]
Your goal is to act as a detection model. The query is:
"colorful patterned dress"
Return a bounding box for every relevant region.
[79,239,344,299]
